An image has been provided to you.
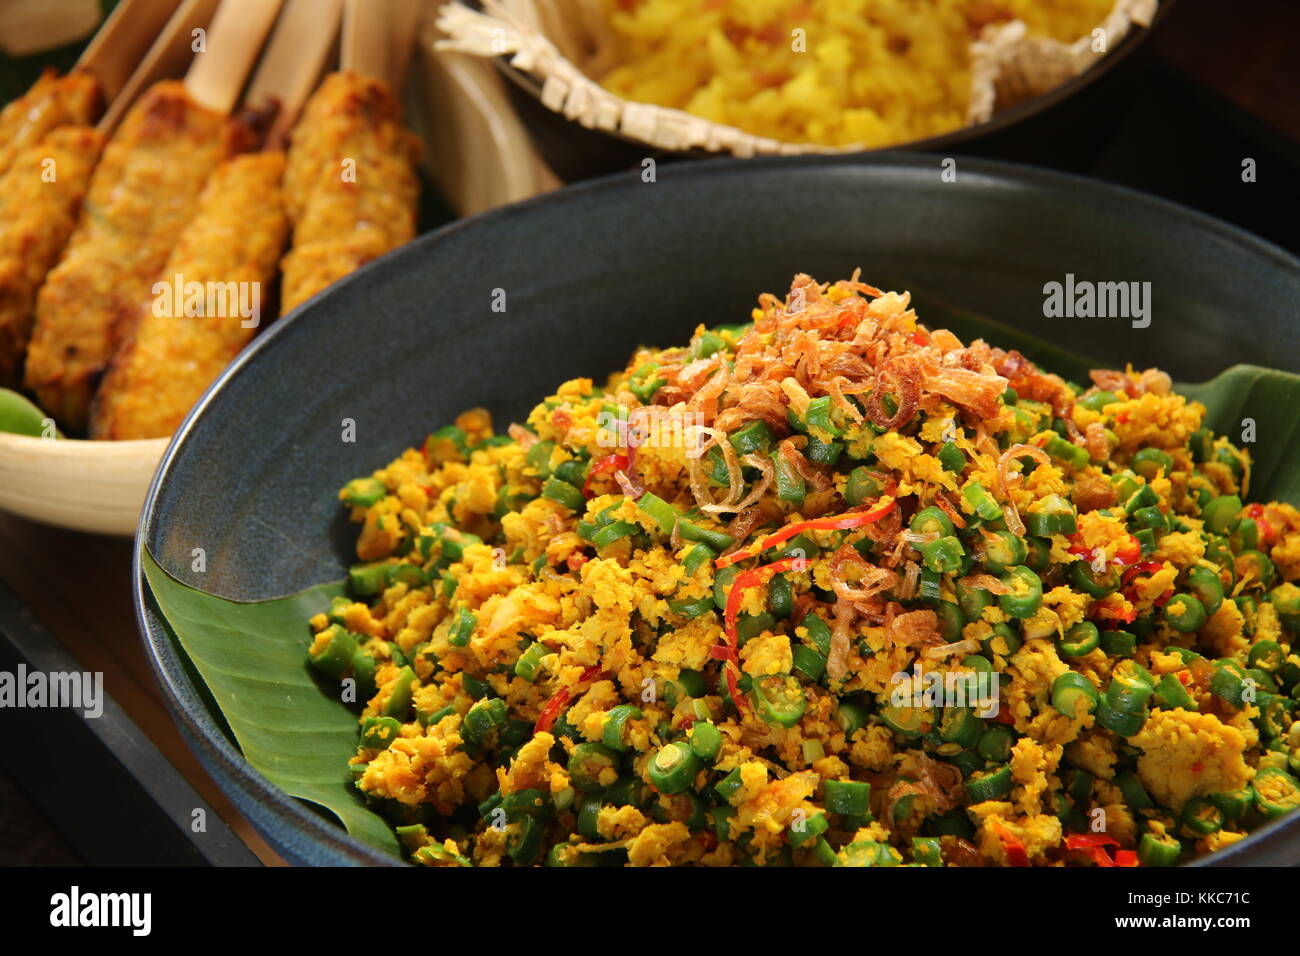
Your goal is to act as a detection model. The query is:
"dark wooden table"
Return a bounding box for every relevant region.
[0,514,283,865]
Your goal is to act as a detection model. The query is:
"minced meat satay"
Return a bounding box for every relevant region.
[0,126,104,388]
[24,81,254,432]
[0,68,101,176]
[279,70,420,313]
[90,152,289,440]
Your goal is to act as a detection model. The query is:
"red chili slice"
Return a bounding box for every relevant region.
[1002,835,1030,866]
[717,556,804,712]
[583,453,629,498]
[534,665,604,734]
[1088,846,1117,867]
[1245,505,1277,545]
[714,498,897,569]
[1122,560,1164,588]
[1064,833,1119,850]
[1115,535,1142,566]
[1091,599,1137,625]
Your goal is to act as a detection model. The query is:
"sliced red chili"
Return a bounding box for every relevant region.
[714,498,897,569]
[1064,833,1119,850]
[583,453,629,498]
[1122,560,1164,588]
[1120,560,1173,607]
[716,557,804,711]
[1115,535,1142,566]
[1088,846,1117,867]
[1000,832,1030,867]
[1245,505,1277,545]
[534,689,570,735]
[1090,598,1137,625]
[534,665,603,734]
[1071,533,1141,568]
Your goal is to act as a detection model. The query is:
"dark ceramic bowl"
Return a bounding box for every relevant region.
[496,1,1176,183]
[135,154,1300,865]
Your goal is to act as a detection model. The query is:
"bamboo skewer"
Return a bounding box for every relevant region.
[340,0,422,89]
[245,0,345,149]
[77,0,186,106]
[91,1,343,441]
[386,0,423,92]
[183,0,285,115]
[97,0,223,134]
[0,0,308,531]
[340,0,390,80]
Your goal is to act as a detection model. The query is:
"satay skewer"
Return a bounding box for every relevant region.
[92,0,348,440]
[0,0,187,386]
[23,0,284,431]
[278,0,423,314]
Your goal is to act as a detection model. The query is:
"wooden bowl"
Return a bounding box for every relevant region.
[0,433,167,535]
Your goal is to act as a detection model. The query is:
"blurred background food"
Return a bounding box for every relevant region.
[280,70,422,313]
[24,79,254,433]
[434,0,1160,182]
[1,0,425,443]
[595,0,1117,148]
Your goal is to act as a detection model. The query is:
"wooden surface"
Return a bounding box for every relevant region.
[0,512,285,865]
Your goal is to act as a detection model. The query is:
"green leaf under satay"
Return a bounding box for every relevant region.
[142,550,400,859]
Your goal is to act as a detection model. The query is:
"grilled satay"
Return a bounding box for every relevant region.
[90,152,289,440]
[0,69,101,175]
[23,80,253,431]
[279,70,420,313]
[0,126,105,388]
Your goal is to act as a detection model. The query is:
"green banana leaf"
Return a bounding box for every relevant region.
[142,552,400,859]
[1178,365,1300,510]
[140,307,1300,861]
[903,289,1299,506]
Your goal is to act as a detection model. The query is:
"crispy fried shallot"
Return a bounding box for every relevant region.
[957,573,1011,595]
[828,545,898,610]
[889,609,943,647]
[996,443,1053,536]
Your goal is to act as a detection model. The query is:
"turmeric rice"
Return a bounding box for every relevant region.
[597,0,1117,148]
[308,274,1300,866]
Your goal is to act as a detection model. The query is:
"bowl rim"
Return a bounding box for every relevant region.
[493,0,1176,160]
[134,151,1300,866]
[0,432,170,452]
